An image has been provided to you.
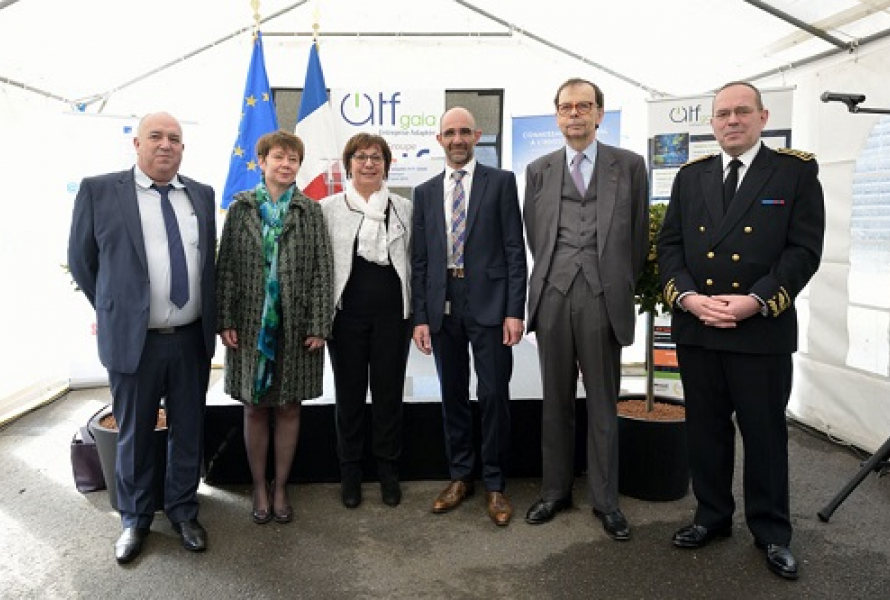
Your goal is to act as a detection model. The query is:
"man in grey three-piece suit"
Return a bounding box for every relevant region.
[68,112,217,564]
[523,79,649,541]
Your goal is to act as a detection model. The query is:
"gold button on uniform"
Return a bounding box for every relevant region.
[732,282,740,288]
[744,226,753,233]
[699,226,706,232]
[706,279,714,286]
[707,251,715,259]
[732,254,740,261]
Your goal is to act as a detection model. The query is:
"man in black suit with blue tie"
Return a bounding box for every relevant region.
[68,112,217,564]
[412,107,527,526]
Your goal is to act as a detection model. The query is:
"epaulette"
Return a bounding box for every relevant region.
[679,154,716,169]
[775,148,815,161]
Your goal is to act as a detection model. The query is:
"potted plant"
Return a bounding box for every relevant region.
[617,201,689,501]
[89,407,168,511]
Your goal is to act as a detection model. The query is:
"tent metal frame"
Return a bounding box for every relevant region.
[2,1,888,109]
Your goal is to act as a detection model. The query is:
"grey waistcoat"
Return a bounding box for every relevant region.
[547,162,603,296]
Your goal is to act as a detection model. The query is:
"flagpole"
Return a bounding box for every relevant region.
[251,0,261,38]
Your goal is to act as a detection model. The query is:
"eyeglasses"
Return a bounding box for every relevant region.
[440,127,475,140]
[352,153,384,164]
[712,106,759,121]
[556,101,597,116]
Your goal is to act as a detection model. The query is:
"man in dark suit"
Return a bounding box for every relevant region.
[412,107,527,526]
[523,78,649,541]
[658,81,825,580]
[68,112,217,564]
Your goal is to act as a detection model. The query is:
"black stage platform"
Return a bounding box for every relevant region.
[203,338,599,485]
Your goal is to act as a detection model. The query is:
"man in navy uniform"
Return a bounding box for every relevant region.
[658,81,825,580]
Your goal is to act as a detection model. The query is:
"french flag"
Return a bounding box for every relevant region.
[295,41,343,200]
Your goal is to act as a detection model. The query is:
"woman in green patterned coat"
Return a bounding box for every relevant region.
[216,131,333,525]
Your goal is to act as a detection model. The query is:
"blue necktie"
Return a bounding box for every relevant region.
[152,184,189,308]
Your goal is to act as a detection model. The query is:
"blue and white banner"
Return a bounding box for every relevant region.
[512,111,621,195]
[331,88,444,187]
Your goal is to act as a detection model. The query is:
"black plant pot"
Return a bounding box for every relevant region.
[89,407,168,512]
[618,393,689,501]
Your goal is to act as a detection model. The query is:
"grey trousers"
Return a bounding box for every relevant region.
[535,276,622,512]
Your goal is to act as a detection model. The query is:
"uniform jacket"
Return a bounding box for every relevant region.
[320,191,413,320]
[67,168,217,374]
[216,189,333,402]
[657,144,825,354]
[524,143,649,346]
[412,162,527,332]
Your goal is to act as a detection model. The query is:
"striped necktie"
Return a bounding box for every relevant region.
[451,170,467,268]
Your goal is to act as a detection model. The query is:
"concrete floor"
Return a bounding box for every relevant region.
[2,386,889,599]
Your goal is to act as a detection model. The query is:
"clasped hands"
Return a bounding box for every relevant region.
[681,294,761,328]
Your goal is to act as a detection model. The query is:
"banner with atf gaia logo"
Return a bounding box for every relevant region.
[332,88,445,188]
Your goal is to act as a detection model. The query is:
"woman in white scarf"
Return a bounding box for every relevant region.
[320,133,413,510]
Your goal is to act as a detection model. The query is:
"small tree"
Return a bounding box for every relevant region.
[633,202,670,412]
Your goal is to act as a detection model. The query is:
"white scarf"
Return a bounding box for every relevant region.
[344,179,390,265]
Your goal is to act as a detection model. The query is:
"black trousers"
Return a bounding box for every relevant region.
[677,344,793,545]
[328,309,411,469]
[431,277,512,492]
[108,322,209,529]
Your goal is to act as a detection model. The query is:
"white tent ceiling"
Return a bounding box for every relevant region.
[2,0,890,109]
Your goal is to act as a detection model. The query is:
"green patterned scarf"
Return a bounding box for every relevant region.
[253,182,294,402]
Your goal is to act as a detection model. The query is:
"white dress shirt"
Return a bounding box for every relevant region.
[134,166,202,328]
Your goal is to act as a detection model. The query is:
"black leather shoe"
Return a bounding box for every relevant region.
[672,523,732,549]
[380,478,402,507]
[525,496,572,525]
[115,527,149,564]
[341,477,362,508]
[378,461,401,507]
[172,519,207,552]
[593,508,631,541]
[755,540,799,580]
[341,464,362,509]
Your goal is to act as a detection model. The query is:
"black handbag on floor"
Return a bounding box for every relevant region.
[71,410,106,493]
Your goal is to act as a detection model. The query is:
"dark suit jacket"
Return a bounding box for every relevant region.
[524,143,649,346]
[68,168,217,374]
[412,163,527,332]
[657,144,825,354]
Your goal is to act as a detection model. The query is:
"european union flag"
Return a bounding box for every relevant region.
[222,32,278,209]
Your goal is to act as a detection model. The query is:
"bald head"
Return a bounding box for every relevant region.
[437,107,482,169]
[134,112,184,183]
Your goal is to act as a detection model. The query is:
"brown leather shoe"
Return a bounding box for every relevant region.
[431,480,474,513]
[487,491,513,527]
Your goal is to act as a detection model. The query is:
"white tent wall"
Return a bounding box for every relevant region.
[758,38,890,453]
[0,87,73,406]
